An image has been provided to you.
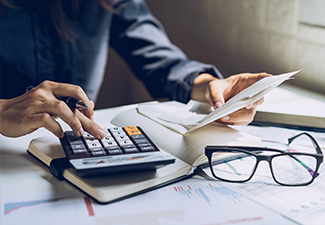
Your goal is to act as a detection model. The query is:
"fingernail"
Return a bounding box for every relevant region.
[222,116,230,121]
[78,127,84,136]
[97,128,106,139]
[90,115,94,121]
[215,102,223,109]
[59,132,65,138]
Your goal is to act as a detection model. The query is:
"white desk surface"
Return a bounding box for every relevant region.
[2,85,324,225]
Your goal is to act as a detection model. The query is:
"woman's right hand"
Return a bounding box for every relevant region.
[0,80,106,139]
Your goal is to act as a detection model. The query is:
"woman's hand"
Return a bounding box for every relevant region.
[191,72,271,125]
[0,80,106,139]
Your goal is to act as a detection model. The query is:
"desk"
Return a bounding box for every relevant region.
[0,89,322,224]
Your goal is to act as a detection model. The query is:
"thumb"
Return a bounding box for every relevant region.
[207,79,227,109]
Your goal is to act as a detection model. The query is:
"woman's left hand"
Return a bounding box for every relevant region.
[191,72,271,125]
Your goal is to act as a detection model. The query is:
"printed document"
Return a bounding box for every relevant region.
[138,70,301,134]
[210,125,325,225]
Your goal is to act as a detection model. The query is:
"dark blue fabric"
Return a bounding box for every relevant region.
[0,0,222,103]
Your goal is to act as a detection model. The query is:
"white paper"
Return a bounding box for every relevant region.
[138,70,301,134]
[209,125,325,225]
[1,178,293,225]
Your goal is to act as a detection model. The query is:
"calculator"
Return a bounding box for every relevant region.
[60,126,175,176]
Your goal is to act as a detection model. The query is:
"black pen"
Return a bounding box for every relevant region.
[61,97,87,109]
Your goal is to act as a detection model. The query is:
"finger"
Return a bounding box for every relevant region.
[28,113,65,138]
[38,100,84,136]
[42,81,94,119]
[218,108,256,126]
[245,97,265,109]
[90,100,95,121]
[89,100,95,108]
[208,80,228,109]
[81,100,95,121]
[75,109,106,139]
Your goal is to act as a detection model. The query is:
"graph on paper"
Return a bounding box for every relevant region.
[90,178,290,225]
[0,191,93,225]
[4,198,63,215]
[1,179,291,225]
[172,183,242,205]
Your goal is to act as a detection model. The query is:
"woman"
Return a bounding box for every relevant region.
[0,0,267,139]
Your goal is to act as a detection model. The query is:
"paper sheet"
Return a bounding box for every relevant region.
[1,178,293,225]
[207,125,325,225]
[138,70,301,134]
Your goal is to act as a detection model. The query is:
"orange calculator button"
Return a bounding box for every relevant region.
[124,126,141,136]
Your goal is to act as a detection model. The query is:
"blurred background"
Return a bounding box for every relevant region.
[95,0,325,109]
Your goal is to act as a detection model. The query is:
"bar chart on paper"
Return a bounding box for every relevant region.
[1,190,93,225]
[1,179,292,225]
[90,178,291,225]
[172,183,242,206]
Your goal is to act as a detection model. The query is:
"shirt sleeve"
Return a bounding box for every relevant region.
[109,0,223,103]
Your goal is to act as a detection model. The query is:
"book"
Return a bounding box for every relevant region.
[27,70,299,203]
[253,84,325,131]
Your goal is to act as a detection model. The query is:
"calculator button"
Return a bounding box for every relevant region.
[115,135,130,141]
[124,126,142,136]
[102,136,114,142]
[91,151,106,156]
[71,143,85,150]
[137,143,151,147]
[66,131,82,142]
[124,126,138,130]
[72,149,88,154]
[133,138,150,145]
[102,141,118,148]
[107,149,123,155]
[122,144,136,149]
[112,131,127,137]
[139,146,155,152]
[130,134,145,140]
[126,129,142,136]
[85,138,100,144]
[123,148,139,154]
[105,146,120,150]
[86,141,102,149]
[83,132,95,139]
[69,139,84,146]
[109,127,123,132]
[118,140,133,146]
[90,147,104,152]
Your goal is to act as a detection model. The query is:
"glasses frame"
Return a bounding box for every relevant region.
[205,132,323,186]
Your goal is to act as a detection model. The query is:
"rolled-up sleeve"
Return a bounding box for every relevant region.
[109,0,223,103]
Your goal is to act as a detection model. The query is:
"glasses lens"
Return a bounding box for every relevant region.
[211,151,257,181]
[271,154,317,185]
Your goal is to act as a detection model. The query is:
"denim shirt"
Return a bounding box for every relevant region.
[0,0,222,102]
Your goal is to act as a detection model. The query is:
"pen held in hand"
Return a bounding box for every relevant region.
[61,97,88,109]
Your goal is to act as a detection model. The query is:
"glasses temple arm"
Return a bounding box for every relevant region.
[288,132,323,155]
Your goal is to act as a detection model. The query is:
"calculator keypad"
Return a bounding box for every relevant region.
[64,126,158,158]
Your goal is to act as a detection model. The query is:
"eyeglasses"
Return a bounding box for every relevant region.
[205,132,323,186]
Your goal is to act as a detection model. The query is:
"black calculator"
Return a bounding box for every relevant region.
[60,126,175,176]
